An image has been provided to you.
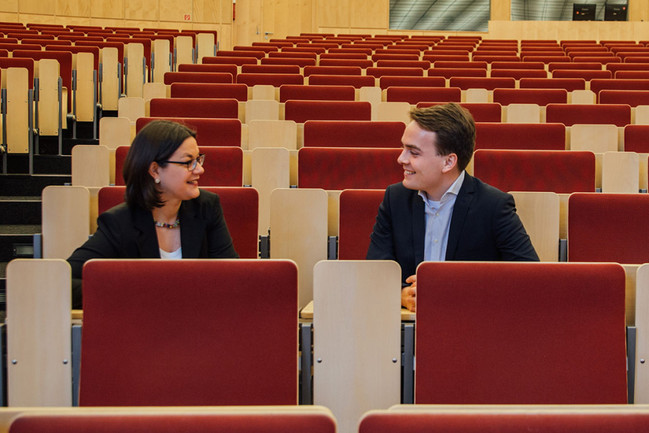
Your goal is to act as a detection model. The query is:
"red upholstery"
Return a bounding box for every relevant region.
[163,71,233,85]
[366,67,425,78]
[106,37,152,69]
[615,70,649,79]
[386,86,461,104]
[338,189,385,260]
[491,61,545,70]
[303,120,404,148]
[114,146,243,187]
[492,88,567,105]
[552,69,613,80]
[607,62,649,73]
[298,147,402,189]
[432,60,488,69]
[169,83,248,101]
[284,100,371,122]
[316,58,373,68]
[97,186,126,215]
[216,49,266,59]
[545,103,631,126]
[260,57,317,67]
[473,149,595,193]
[490,68,548,79]
[624,124,649,153]
[149,98,239,119]
[359,410,649,433]
[46,45,100,71]
[417,102,502,122]
[519,77,586,91]
[79,259,298,405]
[375,59,431,69]
[415,261,627,404]
[9,411,336,433]
[379,75,445,90]
[475,122,566,150]
[308,74,375,88]
[371,54,419,62]
[240,64,301,74]
[0,57,34,87]
[202,56,258,66]
[303,65,362,76]
[178,63,238,79]
[472,54,521,62]
[599,89,649,106]
[135,117,242,147]
[448,76,515,90]
[76,41,125,68]
[521,55,571,63]
[548,62,602,71]
[428,68,487,79]
[568,193,649,263]
[13,49,73,106]
[236,72,304,86]
[114,146,130,186]
[590,78,649,96]
[279,84,355,102]
[422,54,470,62]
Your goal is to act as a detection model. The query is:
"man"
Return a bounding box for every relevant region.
[366,103,539,311]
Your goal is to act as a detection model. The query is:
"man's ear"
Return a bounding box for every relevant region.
[441,153,458,174]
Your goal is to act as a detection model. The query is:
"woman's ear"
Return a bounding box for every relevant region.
[441,153,458,174]
[148,161,160,182]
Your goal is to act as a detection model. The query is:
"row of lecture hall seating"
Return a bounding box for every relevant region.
[2,406,649,433]
[6,258,647,431]
[5,32,649,159]
[45,179,649,265]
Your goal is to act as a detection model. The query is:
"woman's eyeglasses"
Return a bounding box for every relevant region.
[159,153,206,171]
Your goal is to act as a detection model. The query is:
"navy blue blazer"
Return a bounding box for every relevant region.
[366,174,539,283]
[68,189,238,308]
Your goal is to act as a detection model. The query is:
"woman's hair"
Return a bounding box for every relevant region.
[123,120,197,210]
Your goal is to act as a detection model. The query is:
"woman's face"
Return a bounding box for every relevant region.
[154,137,204,203]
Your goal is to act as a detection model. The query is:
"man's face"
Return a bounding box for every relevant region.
[397,121,450,197]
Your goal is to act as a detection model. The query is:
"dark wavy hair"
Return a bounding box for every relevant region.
[409,103,476,172]
[123,120,197,210]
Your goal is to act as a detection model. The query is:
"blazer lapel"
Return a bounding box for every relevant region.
[446,174,475,260]
[179,199,206,258]
[133,207,160,258]
[411,192,426,266]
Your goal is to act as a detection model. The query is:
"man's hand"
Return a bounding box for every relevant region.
[401,274,417,312]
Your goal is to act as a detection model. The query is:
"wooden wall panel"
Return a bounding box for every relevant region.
[125,0,158,21]
[317,0,349,28]
[491,0,510,21]
[160,0,191,23]
[193,0,223,24]
[351,0,387,29]
[0,0,18,13]
[630,0,649,21]
[20,0,54,15]
[56,0,90,18]
[89,0,125,19]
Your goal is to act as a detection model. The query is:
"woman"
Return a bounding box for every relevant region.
[68,120,239,308]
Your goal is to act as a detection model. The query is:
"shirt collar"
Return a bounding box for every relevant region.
[418,171,465,207]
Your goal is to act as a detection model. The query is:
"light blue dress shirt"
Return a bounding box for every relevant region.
[418,171,465,262]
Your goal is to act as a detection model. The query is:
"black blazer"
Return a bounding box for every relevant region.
[366,174,539,283]
[67,189,238,308]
